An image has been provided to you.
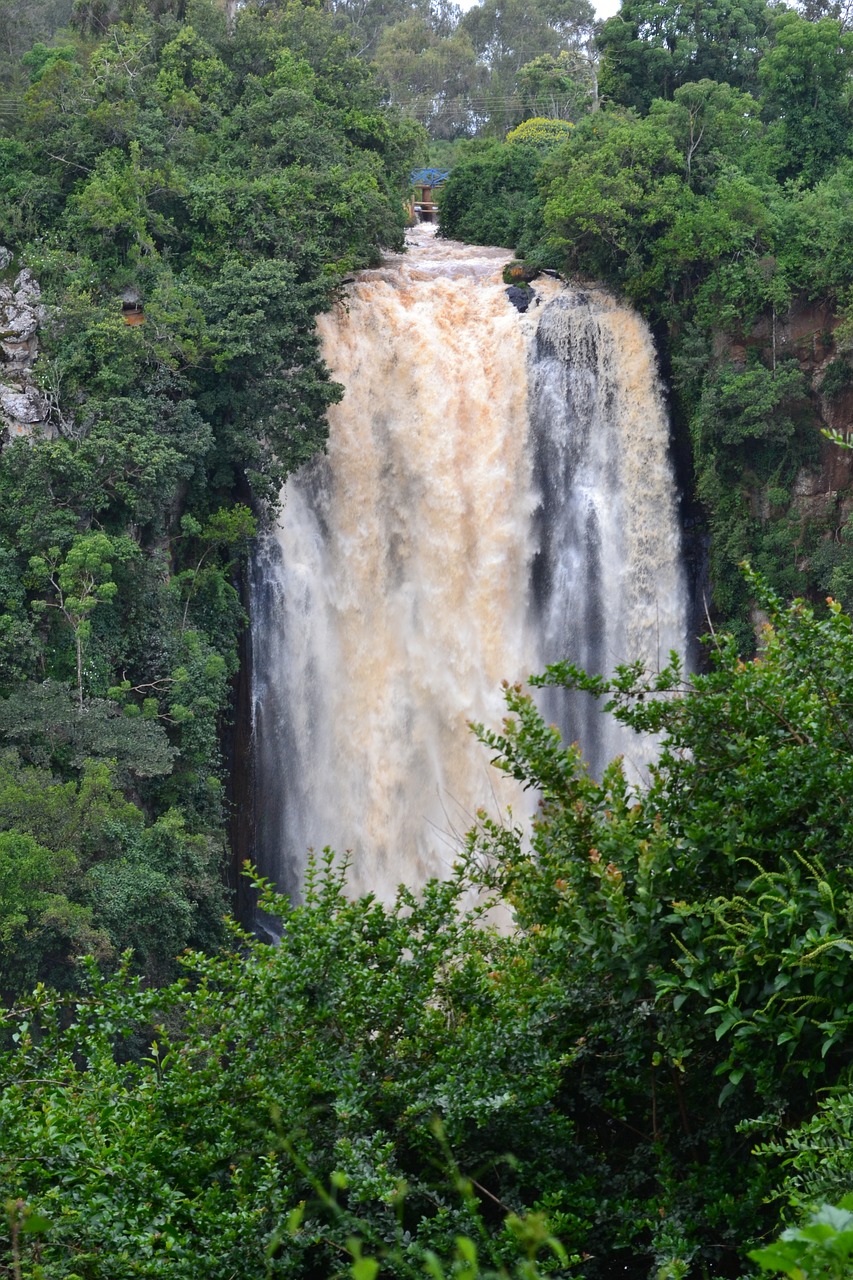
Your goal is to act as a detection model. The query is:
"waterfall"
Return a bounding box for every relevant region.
[251,226,686,903]
[529,291,685,778]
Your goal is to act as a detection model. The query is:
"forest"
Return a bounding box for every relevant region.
[2,0,853,1274]
[438,0,853,650]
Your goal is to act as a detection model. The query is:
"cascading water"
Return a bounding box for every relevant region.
[529,291,685,778]
[251,225,686,904]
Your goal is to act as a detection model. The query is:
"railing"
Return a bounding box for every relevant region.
[413,200,439,222]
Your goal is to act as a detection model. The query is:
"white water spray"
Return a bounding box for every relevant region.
[251,226,686,902]
[529,290,685,777]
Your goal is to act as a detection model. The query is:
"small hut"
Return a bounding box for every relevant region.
[410,168,450,223]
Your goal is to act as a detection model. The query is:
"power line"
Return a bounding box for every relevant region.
[397,91,590,111]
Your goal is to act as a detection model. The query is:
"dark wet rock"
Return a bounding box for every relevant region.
[506,284,535,313]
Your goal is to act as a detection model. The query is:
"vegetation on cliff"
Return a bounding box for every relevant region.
[0,0,421,996]
[4,579,853,1278]
[440,1,853,650]
[3,0,853,1276]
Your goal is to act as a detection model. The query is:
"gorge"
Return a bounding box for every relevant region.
[5,0,853,1264]
[250,225,687,904]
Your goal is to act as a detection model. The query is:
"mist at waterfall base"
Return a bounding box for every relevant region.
[250,225,686,909]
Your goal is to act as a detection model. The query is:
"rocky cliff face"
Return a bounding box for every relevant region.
[0,250,53,444]
[774,302,853,528]
[724,298,853,525]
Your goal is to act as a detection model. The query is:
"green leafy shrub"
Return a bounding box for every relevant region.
[0,861,588,1278]
[464,576,853,1272]
[438,143,552,261]
[820,358,853,400]
[505,118,573,149]
[750,1198,853,1280]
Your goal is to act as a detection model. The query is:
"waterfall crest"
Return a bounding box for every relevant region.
[251,226,686,902]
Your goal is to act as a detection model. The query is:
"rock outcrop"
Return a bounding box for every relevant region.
[0,255,54,444]
[506,284,535,313]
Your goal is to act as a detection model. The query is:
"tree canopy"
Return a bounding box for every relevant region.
[4,0,853,1275]
[0,0,423,996]
[4,580,853,1277]
[439,0,853,647]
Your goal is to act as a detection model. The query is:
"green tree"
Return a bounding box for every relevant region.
[0,750,225,991]
[0,0,73,89]
[647,79,767,187]
[597,0,771,111]
[438,140,549,258]
[375,17,482,139]
[323,0,442,59]
[540,108,687,300]
[20,40,76,83]
[0,864,583,1278]
[759,11,853,185]
[0,830,96,998]
[0,681,176,782]
[515,51,596,122]
[460,0,594,135]
[171,504,256,634]
[28,534,135,709]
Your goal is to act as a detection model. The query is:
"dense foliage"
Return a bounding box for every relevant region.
[0,0,421,994]
[4,0,853,1276]
[0,0,599,140]
[370,0,596,140]
[4,582,853,1277]
[439,0,853,649]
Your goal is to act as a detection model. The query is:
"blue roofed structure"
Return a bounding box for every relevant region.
[411,168,451,186]
[410,168,451,223]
